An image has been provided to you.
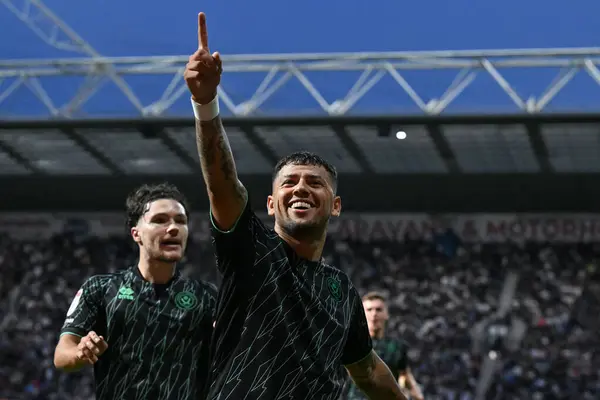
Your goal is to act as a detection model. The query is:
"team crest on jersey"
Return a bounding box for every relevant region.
[175,291,198,310]
[326,276,343,302]
[66,289,83,316]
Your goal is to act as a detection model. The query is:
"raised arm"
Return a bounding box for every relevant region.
[184,12,247,231]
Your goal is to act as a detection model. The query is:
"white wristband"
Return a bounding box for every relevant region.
[191,95,220,121]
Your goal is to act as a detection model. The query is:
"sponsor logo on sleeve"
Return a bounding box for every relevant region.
[66,289,83,317]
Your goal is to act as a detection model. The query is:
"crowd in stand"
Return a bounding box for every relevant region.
[1,228,599,399]
[490,244,600,399]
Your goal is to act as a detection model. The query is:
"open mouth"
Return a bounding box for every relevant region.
[288,200,314,211]
[160,239,181,248]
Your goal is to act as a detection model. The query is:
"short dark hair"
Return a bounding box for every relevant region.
[362,291,387,303]
[272,151,338,191]
[125,182,190,229]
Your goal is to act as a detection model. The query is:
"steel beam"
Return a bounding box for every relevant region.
[61,128,123,174]
[524,122,553,172]
[426,124,460,173]
[238,126,279,166]
[331,124,373,173]
[138,125,201,173]
[2,48,600,118]
[1,0,144,116]
[0,139,41,174]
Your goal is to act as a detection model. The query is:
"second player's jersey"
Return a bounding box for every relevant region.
[345,337,409,400]
[60,266,217,400]
[205,201,373,400]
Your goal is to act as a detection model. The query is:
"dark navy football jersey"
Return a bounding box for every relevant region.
[205,201,373,400]
[60,266,217,400]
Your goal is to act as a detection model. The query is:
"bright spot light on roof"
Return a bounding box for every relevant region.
[395,131,407,140]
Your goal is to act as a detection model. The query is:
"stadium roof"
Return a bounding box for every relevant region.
[2,113,600,176]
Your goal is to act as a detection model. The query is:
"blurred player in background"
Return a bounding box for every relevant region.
[53,183,217,400]
[184,12,407,400]
[345,292,424,400]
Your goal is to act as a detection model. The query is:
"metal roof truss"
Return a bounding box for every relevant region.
[3,49,600,117]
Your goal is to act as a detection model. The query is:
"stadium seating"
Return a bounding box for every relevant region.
[1,230,599,399]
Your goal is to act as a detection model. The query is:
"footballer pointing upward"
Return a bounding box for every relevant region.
[184,12,408,400]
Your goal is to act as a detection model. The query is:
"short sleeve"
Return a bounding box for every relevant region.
[342,289,373,365]
[210,198,266,275]
[60,276,105,338]
[396,341,409,371]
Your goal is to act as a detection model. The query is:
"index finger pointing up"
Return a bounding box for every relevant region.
[198,12,209,51]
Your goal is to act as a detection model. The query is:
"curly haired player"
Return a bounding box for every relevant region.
[54,183,217,400]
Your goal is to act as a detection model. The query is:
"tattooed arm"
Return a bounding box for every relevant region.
[185,13,247,231]
[345,351,408,400]
[195,117,247,230]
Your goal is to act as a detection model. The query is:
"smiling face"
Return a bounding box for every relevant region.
[267,163,341,240]
[131,198,189,263]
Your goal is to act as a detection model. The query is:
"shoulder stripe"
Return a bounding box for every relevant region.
[60,331,83,338]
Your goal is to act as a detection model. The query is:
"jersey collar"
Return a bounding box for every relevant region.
[280,239,324,273]
[131,264,181,285]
